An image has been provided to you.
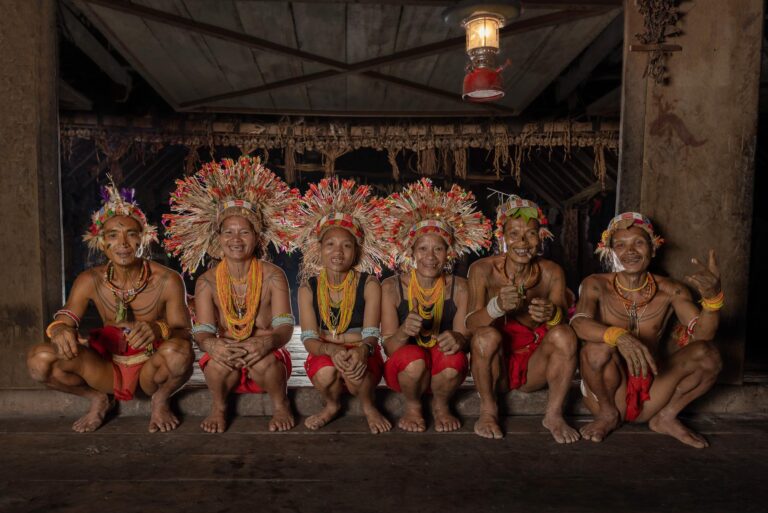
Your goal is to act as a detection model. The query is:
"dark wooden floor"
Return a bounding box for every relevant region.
[1,414,765,513]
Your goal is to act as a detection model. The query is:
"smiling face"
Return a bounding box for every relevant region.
[218,215,258,262]
[610,226,653,273]
[320,227,358,274]
[502,216,541,264]
[101,215,143,266]
[412,233,448,279]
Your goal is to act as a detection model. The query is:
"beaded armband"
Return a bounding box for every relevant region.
[546,306,562,327]
[155,320,171,340]
[271,313,296,328]
[300,330,320,343]
[700,291,724,312]
[486,296,505,319]
[361,327,381,341]
[191,323,218,337]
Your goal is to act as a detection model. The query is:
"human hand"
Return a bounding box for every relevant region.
[232,336,273,367]
[685,249,721,299]
[437,331,463,355]
[400,309,423,338]
[117,321,157,350]
[498,284,525,312]
[208,338,247,370]
[616,334,658,378]
[528,298,555,324]
[341,346,368,383]
[50,324,79,360]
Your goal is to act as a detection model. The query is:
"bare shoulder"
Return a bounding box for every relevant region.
[537,258,565,277]
[381,274,399,292]
[468,254,502,277]
[72,266,103,296]
[656,274,692,300]
[580,273,611,294]
[149,261,183,283]
[452,275,469,294]
[365,273,380,285]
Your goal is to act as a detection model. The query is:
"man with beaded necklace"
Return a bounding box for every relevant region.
[27,182,194,433]
[572,212,722,448]
[381,179,491,432]
[467,196,580,443]
[164,157,299,433]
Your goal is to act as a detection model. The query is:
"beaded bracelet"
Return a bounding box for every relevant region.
[700,291,724,312]
[54,309,81,328]
[45,320,73,339]
[191,323,217,336]
[300,330,320,343]
[602,326,627,347]
[568,312,593,326]
[486,296,505,319]
[546,306,562,327]
[361,327,381,340]
[155,320,171,340]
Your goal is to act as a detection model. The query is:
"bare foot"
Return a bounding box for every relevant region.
[148,395,180,433]
[201,407,228,433]
[304,402,341,431]
[398,403,426,432]
[72,394,113,433]
[474,412,503,439]
[432,406,461,433]
[649,414,709,449]
[580,411,620,442]
[542,413,580,444]
[364,406,392,434]
[269,400,296,432]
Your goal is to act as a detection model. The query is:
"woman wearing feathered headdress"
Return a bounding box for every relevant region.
[287,178,392,434]
[164,156,299,434]
[381,179,492,432]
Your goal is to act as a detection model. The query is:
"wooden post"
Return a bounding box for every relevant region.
[0,0,62,387]
[617,0,763,383]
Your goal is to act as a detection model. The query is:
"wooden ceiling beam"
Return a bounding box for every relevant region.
[233,0,621,8]
[82,0,607,112]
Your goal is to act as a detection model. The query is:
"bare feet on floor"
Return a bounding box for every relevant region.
[649,414,709,449]
[542,413,580,444]
[364,406,392,434]
[432,405,461,433]
[304,402,341,430]
[72,394,113,433]
[474,412,503,439]
[201,407,228,433]
[398,403,426,432]
[148,395,180,433]
[580,411,620,442]
[269,400,296,432]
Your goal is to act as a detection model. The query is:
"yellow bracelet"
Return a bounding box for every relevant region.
[155,320,171,340]
[700,291,724,312]
[602,326,627,347]
[546,306,562,327]
[45,320,72,339]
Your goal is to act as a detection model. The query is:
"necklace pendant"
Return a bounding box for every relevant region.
[115,299,126,323]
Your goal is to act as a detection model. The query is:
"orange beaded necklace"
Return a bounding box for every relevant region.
[215,257,262,340]
[407,269,445,348]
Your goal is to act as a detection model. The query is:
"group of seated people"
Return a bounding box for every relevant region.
[27,156,723,449]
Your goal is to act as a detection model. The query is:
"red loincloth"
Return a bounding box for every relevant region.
[500,319,549,390]
[304,344,384,385]
[383,344,468,392]
[199,348,292,394]
[88,326,161,401]
[625,373,653,422]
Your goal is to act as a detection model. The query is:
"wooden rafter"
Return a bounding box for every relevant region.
[82,0,611,114]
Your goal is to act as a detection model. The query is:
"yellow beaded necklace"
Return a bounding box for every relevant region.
[317,269,357,337]
[215,257,262,340]
[407,269,445,348]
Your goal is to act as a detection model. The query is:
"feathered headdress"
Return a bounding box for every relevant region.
[596,212,664,265]
[162,156,299,274]
[83,177,158,253]
[495,195,554,243]
[385,178,492,270]
[285,178,390,282]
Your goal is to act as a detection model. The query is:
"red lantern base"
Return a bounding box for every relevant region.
[462,66,504,102]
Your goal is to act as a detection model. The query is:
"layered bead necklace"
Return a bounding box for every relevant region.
[407,268,445,348]
[216,257,262,340]
[612,272,657,336]
[503,259,541,296]
[103,260,150,322]
[317,269,357,338]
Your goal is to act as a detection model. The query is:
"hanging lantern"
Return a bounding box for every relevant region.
[443,1,522,103]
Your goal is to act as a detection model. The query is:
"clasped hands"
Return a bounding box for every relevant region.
[208,335,274,370]
[400,310,464,355]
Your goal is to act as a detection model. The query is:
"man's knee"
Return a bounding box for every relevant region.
[26,344,57,383]
[545,325,577,356]
[688,341,722,375]
[158,339,194,376]
[312,365,339,387]
[400,357,427,380]
[471,326,503,357]
[581,342,614,371]
[250,352,280,376]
